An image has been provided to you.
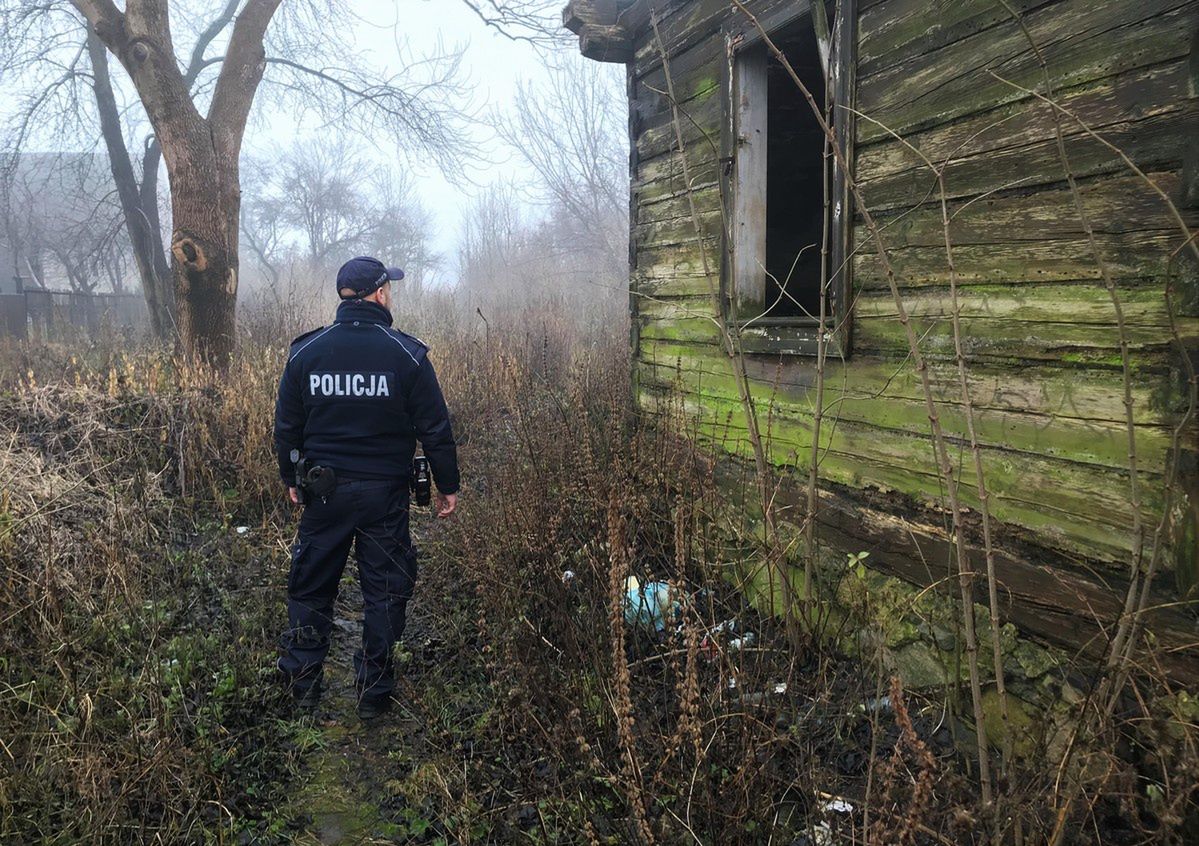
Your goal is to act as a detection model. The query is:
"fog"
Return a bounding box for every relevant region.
[0,0,628,333]
[236,1,621,278]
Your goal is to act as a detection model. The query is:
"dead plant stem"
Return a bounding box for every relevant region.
[649,10,804,643]
[729,0,995,809]
[853,105,1016,800]
[803,1,837,625]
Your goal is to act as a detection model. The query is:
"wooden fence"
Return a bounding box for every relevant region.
[0,289,146,341]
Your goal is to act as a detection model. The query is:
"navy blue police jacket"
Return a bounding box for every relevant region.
[273,299,459,494]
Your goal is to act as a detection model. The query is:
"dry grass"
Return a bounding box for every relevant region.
[0,341,296,843]
[0,299,1195,844]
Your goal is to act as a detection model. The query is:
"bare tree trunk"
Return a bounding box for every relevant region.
[76,0,282,362]
[140,139,175,318]
[86,25,174,338]
[167,139,241,361]
[169,162,240,361]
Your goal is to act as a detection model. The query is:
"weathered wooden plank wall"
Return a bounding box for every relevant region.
[623,0,1199,672]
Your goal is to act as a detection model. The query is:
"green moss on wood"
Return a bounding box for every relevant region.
[637,343,1175,472]
[640,380,1165,562]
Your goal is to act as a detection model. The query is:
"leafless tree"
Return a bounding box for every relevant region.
[497,55,628,281]
[240,141,437,296]
[459,55,627,324]
[363,170,439,297]
[458,181,525,304]
[1,152,130,294]
[238,156,287,290]
[457,177,625,325]
[279,139,375,268]
[83,23,175,335]
[457,0,564,44]
[1,0,539,359]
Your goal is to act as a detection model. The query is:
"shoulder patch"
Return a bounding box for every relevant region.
[289,326,326,347]
[287,324,339,362]
[392,328,428,351]
[376,325,426,366]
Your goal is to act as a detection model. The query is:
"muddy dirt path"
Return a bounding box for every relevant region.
[282,523,485,845]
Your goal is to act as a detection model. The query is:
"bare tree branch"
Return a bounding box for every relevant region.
[183,0,239,87]
[68,0,122,37]
[457,0,563,45]
[208,0,282,158]
[86,21,173,333]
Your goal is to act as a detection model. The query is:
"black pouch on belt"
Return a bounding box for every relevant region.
[303,465,337,500]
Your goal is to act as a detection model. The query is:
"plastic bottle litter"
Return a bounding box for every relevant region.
[738,682,791,706]
[622,576,674,632]
[728,632,757,650]
[823,798,854,814]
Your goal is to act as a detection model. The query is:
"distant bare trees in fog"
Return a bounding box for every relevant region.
[502,58,627,280]
[2,0,627,345]
[0,0,521,355]
[237,138,436,330]
[240,139,437,298]
[459,57,628,324]
[1,152,132,295]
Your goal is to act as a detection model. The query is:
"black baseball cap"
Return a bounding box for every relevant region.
[336,256,405,299]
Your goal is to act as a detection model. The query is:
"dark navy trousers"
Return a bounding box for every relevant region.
[278,478,418,699]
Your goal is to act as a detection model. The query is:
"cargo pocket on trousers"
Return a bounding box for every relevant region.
[287,540,311,596]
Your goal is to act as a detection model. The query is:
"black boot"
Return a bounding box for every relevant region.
[292,683,321,714]
[357,693,391,720]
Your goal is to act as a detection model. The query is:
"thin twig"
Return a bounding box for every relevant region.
[729,0,996,809]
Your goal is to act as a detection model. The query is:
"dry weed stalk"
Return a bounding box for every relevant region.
[1111,247,1198,697]
[869,676,939,846]
[667,500,703,766]
[802,0,838,626]
[849,104,1016,799]
[730,0,996,807]
[606,499,655,845]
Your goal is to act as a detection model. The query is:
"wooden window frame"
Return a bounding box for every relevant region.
[719,0,857,357]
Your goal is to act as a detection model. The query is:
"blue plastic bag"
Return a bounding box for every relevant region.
[623,576,674,632]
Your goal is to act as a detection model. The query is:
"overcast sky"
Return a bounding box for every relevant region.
[241,1,622,283]
[3,0,625,288]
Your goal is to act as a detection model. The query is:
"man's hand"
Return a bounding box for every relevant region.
[288,486,301,506]
[435,491,457,519]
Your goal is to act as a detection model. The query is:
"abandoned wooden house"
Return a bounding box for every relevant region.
[564,0,1199,711]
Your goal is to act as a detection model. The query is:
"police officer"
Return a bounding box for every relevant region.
[274,256,459,719]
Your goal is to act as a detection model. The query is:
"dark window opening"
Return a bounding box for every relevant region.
[723,0,856,355]
[765,17,828,318]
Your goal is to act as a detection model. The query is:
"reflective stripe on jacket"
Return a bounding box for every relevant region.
[274,298,459,494]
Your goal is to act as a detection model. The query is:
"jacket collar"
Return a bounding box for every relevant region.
[334,298,394,327]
